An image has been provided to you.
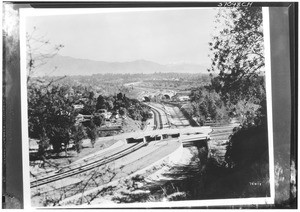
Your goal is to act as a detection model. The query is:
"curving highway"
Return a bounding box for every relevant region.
[30,142,147,188]
[31,103,167,189]
[31,102,211,190]
[150,106,163,130]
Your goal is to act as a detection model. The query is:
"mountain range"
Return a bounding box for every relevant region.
[34,55,209,76]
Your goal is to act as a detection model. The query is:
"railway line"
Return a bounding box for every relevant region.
[31,103,166,189]
[31,102,213,190]
[30,142,147,188]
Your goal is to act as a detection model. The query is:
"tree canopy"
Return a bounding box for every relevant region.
[208,7,265,104]
[28,83,78,153]
[206,7,269,174]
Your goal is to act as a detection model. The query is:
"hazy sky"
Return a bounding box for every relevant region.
[26,8,218,64]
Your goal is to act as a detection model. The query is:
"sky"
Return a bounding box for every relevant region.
[26,8,218,65]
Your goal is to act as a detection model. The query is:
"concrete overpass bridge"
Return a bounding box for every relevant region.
[107,126,212,146]
[143,90,177,101]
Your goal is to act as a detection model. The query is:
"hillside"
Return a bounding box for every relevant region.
[33,55,209,76]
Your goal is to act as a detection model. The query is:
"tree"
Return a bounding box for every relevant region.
[26,27,64,82]
[208,7,264,105]
[96,95,106,110]
[208,7,270,189]
[28,84,77,153]
[119,107,126,116]
[81,92,96,115]
[117,92,124,100]
[72,124,86,153]
[106,99,114,111]
[86,120,97,148]
[93,114,105,127]
[189,87,225,124]
[26,28,73,155]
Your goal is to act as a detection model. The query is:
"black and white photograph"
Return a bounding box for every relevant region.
[17,4,277,208]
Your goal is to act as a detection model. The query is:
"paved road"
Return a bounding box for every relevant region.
[32,139,182,206]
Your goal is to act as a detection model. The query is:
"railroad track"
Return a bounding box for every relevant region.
[32,103,166,189]
[30,142,147,188]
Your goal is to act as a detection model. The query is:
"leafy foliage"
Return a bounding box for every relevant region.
[225,105,268,168]
[93,114,105,127]
[207,7,270,185]
[96,95,106,110]
[189,86,229,125]
[28,83,78,153]
[189,7,266,125]
[28,79,152,156]
[86,120,97,148]
[71,124,86,153]
[208,7,264,105]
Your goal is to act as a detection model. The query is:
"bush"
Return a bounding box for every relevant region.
[189,87,228,124]
[86,120,97,148]
[221,113,270,197]
[28,83,77,154]
[72,124,86,153]
[48,127,70,153]
[225,123,268,168]
[93,115,105,127]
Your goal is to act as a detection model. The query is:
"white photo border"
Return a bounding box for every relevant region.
[20,6,275,209]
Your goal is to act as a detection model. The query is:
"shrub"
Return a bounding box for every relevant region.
[225,123,268,168]
[72,124,86,153]
[86,120,97,148]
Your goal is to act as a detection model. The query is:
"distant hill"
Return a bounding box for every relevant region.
[34,55,209,76]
